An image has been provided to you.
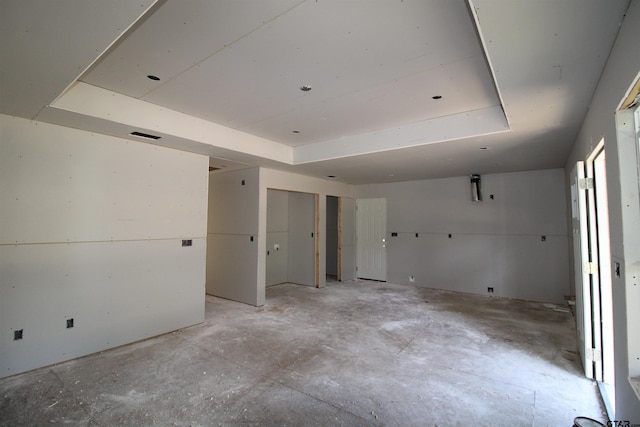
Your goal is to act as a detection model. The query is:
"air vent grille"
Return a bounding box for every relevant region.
[129,131,161,140]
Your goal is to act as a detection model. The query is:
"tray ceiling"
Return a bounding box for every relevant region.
[1,0,631,183]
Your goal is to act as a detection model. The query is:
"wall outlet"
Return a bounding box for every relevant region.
[487,287,494,293]
[409,275,415,282]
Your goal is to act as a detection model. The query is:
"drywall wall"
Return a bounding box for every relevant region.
[565,0,640,420]
[0,114,208,378]
[266,189,289,286]
[259,168,356,294]
[355,169,569,304]
[210,167,353,306]
[207,167,260,305]
[287,192,316,286]
[326,196,339,277]
[266,190,317,287]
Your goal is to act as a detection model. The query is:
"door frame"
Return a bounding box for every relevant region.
[572,161,593,379]
[585,142,615,386]
[572,140,615,386]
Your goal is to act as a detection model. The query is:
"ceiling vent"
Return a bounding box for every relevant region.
[129,131,161,140]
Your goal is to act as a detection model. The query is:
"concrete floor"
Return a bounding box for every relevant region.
[1,280,606,426]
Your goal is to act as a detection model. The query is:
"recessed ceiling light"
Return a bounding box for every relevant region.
[300,85,312,92]
[147,75,160,81]
[432,95,442,100]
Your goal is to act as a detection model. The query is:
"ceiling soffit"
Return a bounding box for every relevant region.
[72,0,506,165]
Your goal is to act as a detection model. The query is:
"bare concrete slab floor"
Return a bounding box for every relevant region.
[1,280,606,426]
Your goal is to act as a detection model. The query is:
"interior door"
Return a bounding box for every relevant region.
[589,146,614,385]
[571,161,594,379]
[356,198,386,281]
[585,155,604,382]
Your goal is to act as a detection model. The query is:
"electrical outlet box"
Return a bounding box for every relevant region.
[487,287,494,293]
[182,239,192,247]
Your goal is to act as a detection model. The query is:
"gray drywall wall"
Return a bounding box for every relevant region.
[210,168,354,306]
[0,114,208,378]
[326,196,339,276]
[287,192,316,286]
[207,168,260,305]
[355,169,569,304]
[266,189,289,286]
[565,1,640,420]
[259,168,356,293]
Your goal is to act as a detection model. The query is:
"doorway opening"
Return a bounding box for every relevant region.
[326,196,341,283]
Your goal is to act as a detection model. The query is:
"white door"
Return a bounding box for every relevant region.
[585,152,604,383]
[588,146,614,385]
[571,161,594,379]
[356,198,386,281]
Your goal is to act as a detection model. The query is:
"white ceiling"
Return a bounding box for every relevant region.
[0,0,631,184]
